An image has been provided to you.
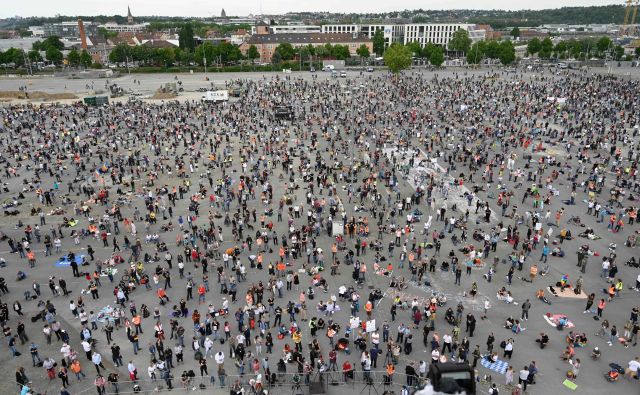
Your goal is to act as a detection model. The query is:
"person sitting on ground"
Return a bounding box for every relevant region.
[591,347,601,359]
[535,332,549,349]
[536,289,550,304]
[561,345,575,361]
[504,316,515,330]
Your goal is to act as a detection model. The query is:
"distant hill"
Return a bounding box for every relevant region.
[0,5,626,30]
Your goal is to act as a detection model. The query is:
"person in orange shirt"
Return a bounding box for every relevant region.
[27,250,36,268]
[198,285,206,304]
[365,300,373,318]
[70,359,86,380]
[157,288,169,304]
[132,315,143,334]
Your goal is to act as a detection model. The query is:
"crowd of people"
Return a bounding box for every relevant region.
[0,68,640,395]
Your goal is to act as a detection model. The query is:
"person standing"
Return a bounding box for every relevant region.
[518,366,529,391]
[521,299,531,321]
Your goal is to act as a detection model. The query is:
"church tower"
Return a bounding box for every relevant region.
[127,6,134,24]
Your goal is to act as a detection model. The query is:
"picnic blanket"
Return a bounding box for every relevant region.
[563,379,578,390]
[480,356,509,375]
[544,314,575,329]
[55,254,85,267]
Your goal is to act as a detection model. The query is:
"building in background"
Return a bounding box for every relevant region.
[251,24,322,35]
[40,21,99,39]
[403,23,481,47]
[240,32,373,63]
[322,24,404,48]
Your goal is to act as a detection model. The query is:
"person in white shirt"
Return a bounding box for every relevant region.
[626,357,640,378]
[204,337,214,358]
[215,351,225,368]
[148,363,157,380]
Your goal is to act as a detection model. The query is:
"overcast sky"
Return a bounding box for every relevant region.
[2,0,618,19]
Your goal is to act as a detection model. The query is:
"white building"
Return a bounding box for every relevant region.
[322,24,404,48]
[99,22,149,33]
[251,25,321,35]
[403,23,479,48]
[321,23,484,49]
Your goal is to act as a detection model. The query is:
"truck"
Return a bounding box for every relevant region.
[201,90,229,103]
[427,362,475,394]
[83,96,109,106]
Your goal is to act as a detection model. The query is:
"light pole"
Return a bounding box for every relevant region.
[204,56,207,74]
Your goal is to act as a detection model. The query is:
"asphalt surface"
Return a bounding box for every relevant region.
[0,67,639,395]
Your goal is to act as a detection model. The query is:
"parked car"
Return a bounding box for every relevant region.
[339,71,347,78]
[366,66,374,72]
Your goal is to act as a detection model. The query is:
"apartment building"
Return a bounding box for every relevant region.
[321,23,484,49]
[251,24,322,35]
[240,33,373,63]
[322,24,404,48]
[403,23,478,47]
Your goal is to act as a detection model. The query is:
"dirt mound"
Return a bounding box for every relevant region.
[150,91,178,100]
[0,91,77,100]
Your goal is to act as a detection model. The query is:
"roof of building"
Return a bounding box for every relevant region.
[246,33,371,45]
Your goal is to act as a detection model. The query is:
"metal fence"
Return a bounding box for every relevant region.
[74,370,428,395]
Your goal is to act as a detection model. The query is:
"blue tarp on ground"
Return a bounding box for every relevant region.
[55,254,85,267]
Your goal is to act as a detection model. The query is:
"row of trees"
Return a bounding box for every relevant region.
[466,40,516,65]
[526,36,627,60]
[0,35,93,68]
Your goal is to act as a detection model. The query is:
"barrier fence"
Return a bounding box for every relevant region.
[70,370,431,395]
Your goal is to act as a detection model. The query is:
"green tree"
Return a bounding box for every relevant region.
[448,29,472,54]
[274,43,295,61]
[510,27,521,38]
[498,41,516,65]
[466,42,484,64]
[80,50,92,68]
[42,36,64,51]
[247,44,260,63]
[179,23,195,51]
[527,38,542,56]
[28,50,43,63]
[372,29,385,56]
[407,41,422,57]
[636,47,640,57]
[271,51,282,64]
[614,45,624,61]
[429,46,445,66]
[331,44,350,60]
[108,43,131,64]
[539,37,553,58]
[423,43,438,61]
[485,40,501,59]
[315,45,330,58]
[194,42,217,66]
[98,27,118,41]
[596,36,611,53]
[45,47,63,64]
[356,44,370,59]
[66,49,80,66]
[150,47,175,67]
[3,48,25,66]
[383,43,412,73]
[554,41,568,57]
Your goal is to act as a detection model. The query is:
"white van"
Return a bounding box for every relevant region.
[323,65,335,71]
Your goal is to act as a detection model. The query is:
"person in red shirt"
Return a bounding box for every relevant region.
[342,361,353,381]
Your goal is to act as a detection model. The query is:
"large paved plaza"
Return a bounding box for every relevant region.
[0,66,639,395]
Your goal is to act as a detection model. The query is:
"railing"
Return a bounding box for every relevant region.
[73,370,431,395]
